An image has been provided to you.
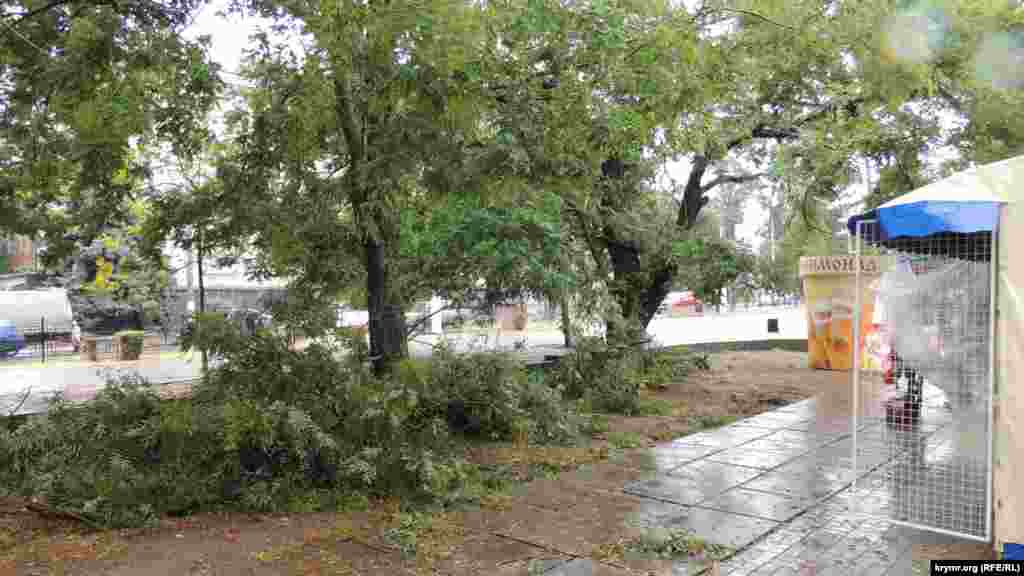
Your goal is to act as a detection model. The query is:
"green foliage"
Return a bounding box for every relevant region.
[76,220,173,327]
[672,237,757,308]
[115,330,146,359]
[625,528,733,561]
[636,398,675,417]
[0,325,593,527]
[393,349,581,445]
[607,431,645,449]
[399,190,571,303]
[551,337,646,415]
[0,1,222,264]
[0,373,223,527]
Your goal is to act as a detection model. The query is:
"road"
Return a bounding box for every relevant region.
[0,306,807,415]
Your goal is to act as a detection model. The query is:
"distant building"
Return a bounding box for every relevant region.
[0,235,37,273]
[164,245,288,318]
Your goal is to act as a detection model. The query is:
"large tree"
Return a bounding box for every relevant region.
[209,0,1024,364]
[216,0,586,372]
[512,0,1024,341]
[0,0,222,262]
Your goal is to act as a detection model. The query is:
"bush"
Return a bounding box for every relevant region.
[635,347,709,389]
[392,348,579,445]
[115,330,145,360]
[0,329,588,528]
[553,337,643,415]
[0,372,353,526]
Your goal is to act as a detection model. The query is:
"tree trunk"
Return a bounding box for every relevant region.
[560,293,574,348]
[365,238,407,375]
[596,153,715,341]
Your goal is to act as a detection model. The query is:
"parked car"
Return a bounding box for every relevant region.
[661,291,703,314]
[0,320,26,358]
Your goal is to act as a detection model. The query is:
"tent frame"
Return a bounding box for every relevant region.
[848,218,997,543]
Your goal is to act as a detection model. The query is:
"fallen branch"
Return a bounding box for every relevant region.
[25,501,105,530]
[4,386,31,420]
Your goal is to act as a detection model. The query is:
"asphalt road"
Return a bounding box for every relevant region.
[0,306,807,415]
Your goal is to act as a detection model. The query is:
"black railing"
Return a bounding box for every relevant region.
[0,318,77,362]
[0,317,179,364]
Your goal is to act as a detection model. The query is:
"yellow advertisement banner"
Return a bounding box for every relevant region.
[800,256,885,371]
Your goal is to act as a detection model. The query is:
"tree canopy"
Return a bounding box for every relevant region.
[3,0,1023,367]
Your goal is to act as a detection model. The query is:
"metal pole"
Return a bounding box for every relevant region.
[40,316,45,364]
[851,220,869,511]
[769,189,776,263]
[986,226,998,541]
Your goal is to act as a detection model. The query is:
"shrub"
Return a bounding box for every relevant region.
[0,333,585,528]
[553,337,643,415]
[114,330,145,360]
[0,372,352,526]
[392,349,579,445]
[189,328,370,437]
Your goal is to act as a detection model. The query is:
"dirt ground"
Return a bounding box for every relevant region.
[0,350,994,575]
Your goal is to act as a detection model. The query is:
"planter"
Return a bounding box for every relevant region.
[513,305,527,330]
[114,331,145,361]
[81,336,99,362]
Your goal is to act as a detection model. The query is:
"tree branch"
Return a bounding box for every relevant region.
[4,386,32,418]
[0,17,47,55]
[333,75,363,170]
[713,7,799,31]
[676,155,710,229]
[726,97,869,151]
[404,301,455,339]
[7,0,73,22]
[701,172,766,194]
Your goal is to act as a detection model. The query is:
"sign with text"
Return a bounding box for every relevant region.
[798,255,888,277]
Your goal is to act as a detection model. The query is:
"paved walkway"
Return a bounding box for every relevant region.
[447,382,987,575]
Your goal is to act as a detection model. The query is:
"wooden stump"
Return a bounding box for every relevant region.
[81,336,98,362]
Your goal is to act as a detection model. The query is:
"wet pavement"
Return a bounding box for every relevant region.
[473,376,991,575]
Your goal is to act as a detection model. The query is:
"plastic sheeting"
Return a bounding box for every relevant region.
[874,255,991,401]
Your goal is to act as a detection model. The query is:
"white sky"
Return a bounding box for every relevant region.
[185,1,260,76]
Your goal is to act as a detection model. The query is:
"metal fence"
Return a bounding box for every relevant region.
[0,317,178,364]
[851,220,994,542]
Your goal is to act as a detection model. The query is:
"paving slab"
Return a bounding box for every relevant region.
[739,468,848,501]
[439,533,569,576]
[704,443,808,470]
[541,557,636,575]
[624,473,715,506]
[495,491,657,557]
[666,460,765,488]
[700,487,818,522]
[607,443,725,473]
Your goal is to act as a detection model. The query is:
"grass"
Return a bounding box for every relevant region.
[593,528,733,566]
[636,397,676,416]
[689,414,737,428]
[627,528,733,560]
[607,431,647,449]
